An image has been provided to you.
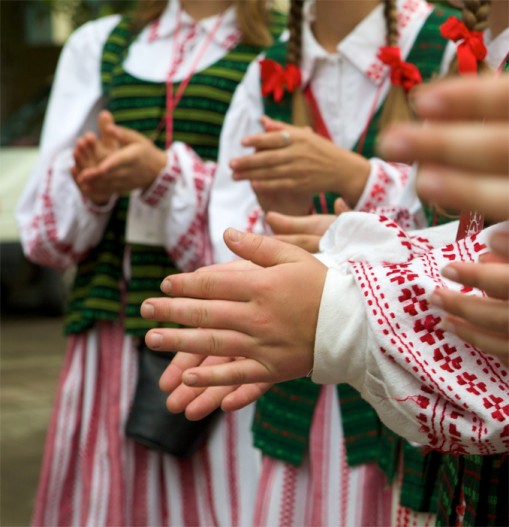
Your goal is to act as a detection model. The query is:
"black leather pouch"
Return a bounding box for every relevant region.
[125,345,221,457]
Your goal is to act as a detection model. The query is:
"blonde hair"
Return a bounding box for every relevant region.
[131,0,273,47]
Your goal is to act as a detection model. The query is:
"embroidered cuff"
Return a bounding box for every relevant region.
[312,266,368,386]
[141,151,180,207]
[354,159,386,213]
[82,193,118,214]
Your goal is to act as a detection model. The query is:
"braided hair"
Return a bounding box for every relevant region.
[447,0,492,75]
[287,0,310,126]
[379,0,416,128]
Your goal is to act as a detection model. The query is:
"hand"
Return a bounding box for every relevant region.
[230,116,370,212]
[71,111,120,205]
[377,75,509,223]
[266,198,349,253]
[75,124,167,199]
[141,228,327,391]
[160,352,273,419]
[429,227,509,366]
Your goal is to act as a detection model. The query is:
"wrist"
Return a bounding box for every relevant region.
[144,148,168,190]
[336,155,371,207]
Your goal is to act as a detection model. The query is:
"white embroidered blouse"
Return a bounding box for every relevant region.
[15,0,239,271]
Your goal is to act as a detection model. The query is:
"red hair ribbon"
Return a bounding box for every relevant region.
[440,16,487,75]
[259,59,301,102]
[378,46,423,92]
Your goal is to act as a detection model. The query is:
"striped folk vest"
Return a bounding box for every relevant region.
[64,12,286,336]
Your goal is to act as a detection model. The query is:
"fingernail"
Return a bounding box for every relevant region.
[140,302,154,318]
[489,230,509,256]
[412,91,446,117]
[439,319,456,334]
[230,159,238,169]
[417,168,442,200]
[376,133,411,159]
[161,278,172,294]
[441,266,459,281]
[227,228,242,242]
[184,373,198,386]
[146,332,162,349]
[428,291,443,308]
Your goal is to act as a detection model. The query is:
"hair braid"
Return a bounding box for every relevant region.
[462,0,491,31]
[288,0,305,66]
[446,0,492,76]
[379,0,415,128]
[384,0,399,47]
[287,0,309,127]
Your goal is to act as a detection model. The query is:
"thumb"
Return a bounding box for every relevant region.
[223,228,307,268]
[98,110,118,150]
[110,124,146,146]
[260,115,287,132]
[334,198,351,216]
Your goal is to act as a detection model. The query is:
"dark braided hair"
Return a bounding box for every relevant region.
[384,0,399,47]
[288,0,305,66]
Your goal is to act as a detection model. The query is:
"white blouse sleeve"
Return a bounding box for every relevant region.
[313,213,509,454]
[208,59,268,264]
[15,15,120,271]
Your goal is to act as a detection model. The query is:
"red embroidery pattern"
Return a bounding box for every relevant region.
[167,149,215,271]
[27,165,89,270]
[143,151,182,207]
[350,225,509,454]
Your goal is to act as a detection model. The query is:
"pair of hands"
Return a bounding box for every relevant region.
[142,75,509,419]
[71,110,167,205]
[230,116,370,215]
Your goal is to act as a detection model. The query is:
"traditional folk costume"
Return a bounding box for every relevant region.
[162,1,461,524]
[16,2,285,525]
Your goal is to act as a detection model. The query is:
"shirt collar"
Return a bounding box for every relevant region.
[300,0,433,87]
[154,0,238,46]
[485,27,509,70]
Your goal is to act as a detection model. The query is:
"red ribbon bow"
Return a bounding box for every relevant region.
[378,46,423,92]
[440,16,487,75]
[260,59,302,102]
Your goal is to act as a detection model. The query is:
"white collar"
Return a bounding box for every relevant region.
[300,0,432,87]
[485,27,509,70]
[153,0,238,45]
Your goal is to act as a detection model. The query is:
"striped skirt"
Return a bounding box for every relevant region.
[32,320,433,526]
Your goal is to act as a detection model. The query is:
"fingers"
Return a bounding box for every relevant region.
[157,268,251,301]
[110,124,146,145]
[159,352,204,393]
[266,211,335,236]
[98,110,118,150]
[441,262,509,300]
[378,123,509,175]
[416,166,509,224]
[230,149,288,177]
[221,382,272,412]
[272,234,321,253]
[241,130,292,151]
[141,297,250,331]
[334,198,351,215]
[411,75,509,122]
[182,358,273,387]
[182,385,236,420]
[429,289,509,335]
[145,327,253,359]
[441,316,509,367]
[222,228,309,268]
[489,229,509,260]
[260,115,287,132]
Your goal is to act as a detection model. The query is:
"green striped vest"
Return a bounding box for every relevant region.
[64,12,286,336]
[251,5,456,514]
